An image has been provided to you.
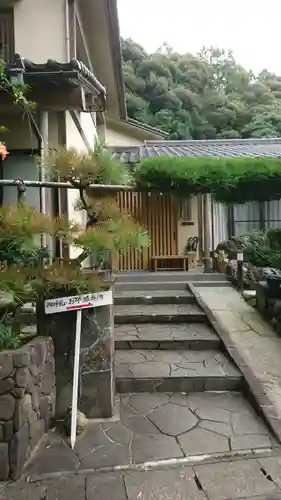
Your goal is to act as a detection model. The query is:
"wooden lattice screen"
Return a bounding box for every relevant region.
[0,9,14,63]
[117,191,178,271]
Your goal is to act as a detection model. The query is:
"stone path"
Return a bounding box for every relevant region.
[195,285,281,443]
[4,455,281,499]
[21,274,281,482]
[23,392,278,477]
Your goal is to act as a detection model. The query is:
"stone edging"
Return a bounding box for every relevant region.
[188,283,281,445]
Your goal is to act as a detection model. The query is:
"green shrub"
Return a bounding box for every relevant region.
[135,156,281,204]
[246,244,281,268]
[0,323,21,350]
[266,228,281,250]
[216,231,265,259]
[0,237,49,267]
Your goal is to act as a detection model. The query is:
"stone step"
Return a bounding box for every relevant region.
[116,349,243,393]
[191,281,232,288]
[115,323,221,350]
[115,272,227,283]
[114,281,190,292]
[114,290,195,305]
[114,303,206,324]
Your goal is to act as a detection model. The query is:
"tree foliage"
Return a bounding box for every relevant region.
[135,156,281,204]
[122,40,281,139]
[0,144,149,349]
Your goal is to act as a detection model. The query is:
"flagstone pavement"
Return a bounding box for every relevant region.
[2,454,281,499]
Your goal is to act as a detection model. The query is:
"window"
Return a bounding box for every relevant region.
[0,8,14,63]
[180,197,192,222]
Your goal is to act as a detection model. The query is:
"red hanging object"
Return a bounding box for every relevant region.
[0,142,8,160]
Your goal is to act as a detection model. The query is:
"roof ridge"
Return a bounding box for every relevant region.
[144,138,281,146]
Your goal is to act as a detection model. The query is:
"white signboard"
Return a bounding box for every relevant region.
[44,289,113,449]
[44,290,113,314]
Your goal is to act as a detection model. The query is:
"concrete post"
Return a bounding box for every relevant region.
[203,193,213,273]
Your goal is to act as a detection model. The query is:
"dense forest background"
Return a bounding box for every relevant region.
[122,39,281,140]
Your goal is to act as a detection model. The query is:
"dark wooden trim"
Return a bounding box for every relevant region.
[227,204,235,238]
[259,201,266,231]
[180,221,194,226]
[0,7,14,64]
[4,149,40,156]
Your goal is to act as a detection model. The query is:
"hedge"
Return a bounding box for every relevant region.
[134,156,281,204]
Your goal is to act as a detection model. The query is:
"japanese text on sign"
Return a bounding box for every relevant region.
[44,291,112,314]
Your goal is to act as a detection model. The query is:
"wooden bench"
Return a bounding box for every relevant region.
[152,255,189,272]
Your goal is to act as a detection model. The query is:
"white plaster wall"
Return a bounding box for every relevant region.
[80,113,98,147]
[48,112,60,148]
[65,111,97,261]
[105,127,143,146]
[14,0,66,62]
[2,155,39,208]
[177,196,199,254]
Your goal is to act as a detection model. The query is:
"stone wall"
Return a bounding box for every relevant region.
[0,337,55,480]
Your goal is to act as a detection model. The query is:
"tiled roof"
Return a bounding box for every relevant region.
[125,119,168,138]
[113,138,281,163]
[113,147,141,164]
[6,55,106,98]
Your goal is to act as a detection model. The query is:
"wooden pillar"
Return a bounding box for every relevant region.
[203,193,213,273]
[259,201,266,231]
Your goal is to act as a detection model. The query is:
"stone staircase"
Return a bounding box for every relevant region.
[114,272,243,395]
[22,271,278,477]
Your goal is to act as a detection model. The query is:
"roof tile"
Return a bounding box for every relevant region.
[113,138,281,163]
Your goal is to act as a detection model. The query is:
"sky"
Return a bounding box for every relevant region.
[117,0,281,75]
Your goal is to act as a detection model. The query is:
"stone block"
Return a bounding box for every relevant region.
[0,394,15,421]
[87,473,128,500]
[194,459,279,500]
[39,395,51,427]
[13,350,30,368]
[41,361,55,395]
[0,354,13,380]
[0,443,9,481]
[11,387,25,398]
[255,281,269,316]
[3,421,13,441]
[81,370,115,419]
[0,378,14,395]
[15,367,30,388]
[29,418,45,449]
[49,392,56,419]
[124,468,206,500]
[31,385,40,412]
[14,394,32,431]
[9,423,29,480]
[29,340,47,377]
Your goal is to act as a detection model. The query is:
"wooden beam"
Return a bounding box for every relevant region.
[30,86,102,111]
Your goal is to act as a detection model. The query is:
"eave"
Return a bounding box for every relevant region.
[3,55,106,112]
